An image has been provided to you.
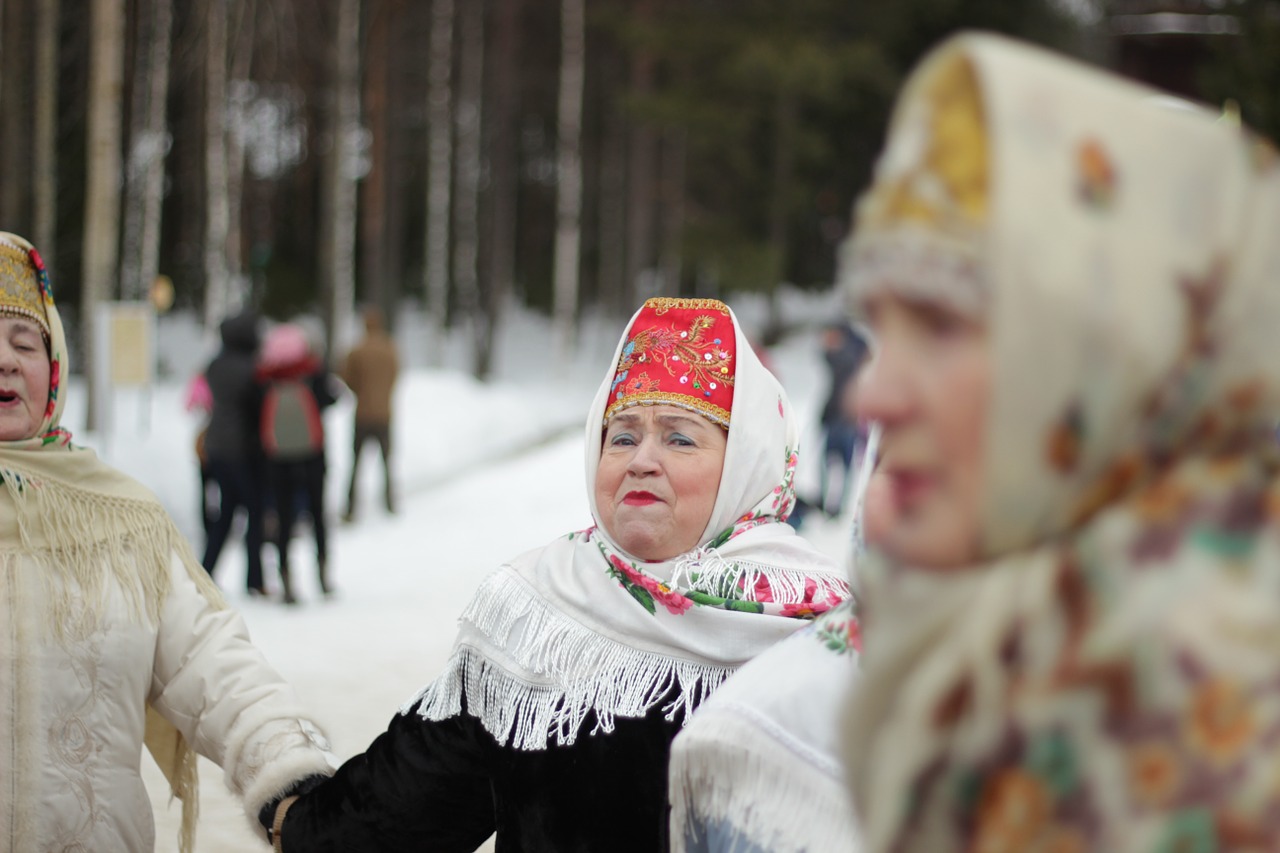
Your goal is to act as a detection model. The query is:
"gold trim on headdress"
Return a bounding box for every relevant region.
[844,51,989,319]
[0,238,50,339]
[646,297,732,316]
[603,392,732,429]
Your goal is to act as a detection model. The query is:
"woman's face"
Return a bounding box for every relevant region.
[0,318,49,441]
[595,405,728,561]
[854,293,989,568]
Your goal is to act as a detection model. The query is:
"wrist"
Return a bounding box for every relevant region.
[267,795,300,852]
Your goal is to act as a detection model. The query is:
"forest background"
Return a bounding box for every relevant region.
[0,0,1276,427]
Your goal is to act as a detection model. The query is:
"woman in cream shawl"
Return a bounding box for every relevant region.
[0,233,334,851]
[843,33,1280,852]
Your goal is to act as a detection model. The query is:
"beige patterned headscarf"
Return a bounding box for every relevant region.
[842,33,1280,852]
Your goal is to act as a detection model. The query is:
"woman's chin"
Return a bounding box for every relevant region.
[0,414,35,442]
[880,518,979,570]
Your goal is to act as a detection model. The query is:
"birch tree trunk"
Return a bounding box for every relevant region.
[204,0,231,328]
[361,0,391,314]
[224,0,257,306]
[319,0,361,357]
[121,0,174,301]
[476,0,520,380]
[552,0,584,362]
[82,0,125,431]
[33,0,58,272]
[452,0,483,375]
[424,0,454,366]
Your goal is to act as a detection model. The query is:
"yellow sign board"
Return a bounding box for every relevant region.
[108,304,153,385]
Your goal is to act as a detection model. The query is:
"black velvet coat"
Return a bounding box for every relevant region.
[279,690,686,852]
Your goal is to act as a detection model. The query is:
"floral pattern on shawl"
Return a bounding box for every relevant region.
[588,443,843,621]
[843,34,1280,853]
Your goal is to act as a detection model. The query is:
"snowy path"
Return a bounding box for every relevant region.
[145,432,593,851]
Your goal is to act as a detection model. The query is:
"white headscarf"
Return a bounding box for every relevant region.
[407,298,850,750]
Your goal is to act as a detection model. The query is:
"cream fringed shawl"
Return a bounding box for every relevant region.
[0,444,225,853]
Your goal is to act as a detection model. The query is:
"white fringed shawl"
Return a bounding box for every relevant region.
[405,299,849,749]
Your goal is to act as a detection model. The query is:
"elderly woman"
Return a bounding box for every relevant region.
[842,33,1280,852]
[263,297,850,851]
[0,233,335,850]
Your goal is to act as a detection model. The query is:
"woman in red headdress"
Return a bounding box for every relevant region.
[261,297,851,852]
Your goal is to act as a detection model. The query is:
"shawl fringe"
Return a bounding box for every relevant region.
[404,569,735,750]
[144,707,200,853]
[669,710,859,853]
[0,462,223,641]
[672,546,849,604]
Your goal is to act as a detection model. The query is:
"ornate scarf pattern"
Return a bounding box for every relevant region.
[842,35,1280,853]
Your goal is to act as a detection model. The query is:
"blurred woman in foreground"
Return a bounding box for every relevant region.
[843,32,1280,852]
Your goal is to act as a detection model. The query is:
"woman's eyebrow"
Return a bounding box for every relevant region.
[607,414,642,429]
[656,414,709,431]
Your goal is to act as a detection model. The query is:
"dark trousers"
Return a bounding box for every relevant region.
[202,456,266,591]
[819,421,861,517]
[346,421,394,515]
[269,455,328,574]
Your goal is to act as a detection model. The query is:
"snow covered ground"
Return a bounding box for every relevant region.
[61,291,857,851]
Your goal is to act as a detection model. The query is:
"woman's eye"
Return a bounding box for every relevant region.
[668,433,694,447]
[608,434,636,447]
[915,304,968,338]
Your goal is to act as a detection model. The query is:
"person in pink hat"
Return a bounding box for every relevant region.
[257,321,339,603]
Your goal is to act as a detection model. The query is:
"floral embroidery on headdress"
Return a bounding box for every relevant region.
[605,298,736,428]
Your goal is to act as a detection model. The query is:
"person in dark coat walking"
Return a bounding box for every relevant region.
[201,309,268,594]
[817,321,868,517]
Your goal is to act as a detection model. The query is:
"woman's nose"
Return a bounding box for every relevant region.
[853,354,911,428]
[0,343,19,372]
[626,435,662,475]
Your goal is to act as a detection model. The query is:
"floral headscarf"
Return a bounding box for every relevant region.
[841,33,1280,853]
[407,297,850,751]
[0,233,71,448]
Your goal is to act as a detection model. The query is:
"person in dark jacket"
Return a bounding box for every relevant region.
[201,309,268,594]
[259,298,850,852]
[817,321,868,517]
